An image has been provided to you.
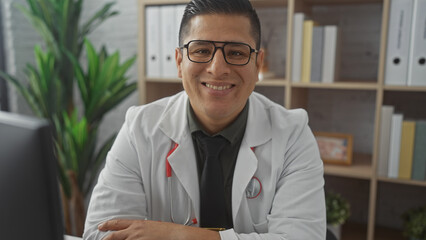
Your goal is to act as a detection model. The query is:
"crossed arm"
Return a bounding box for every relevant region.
[98,219,220,240]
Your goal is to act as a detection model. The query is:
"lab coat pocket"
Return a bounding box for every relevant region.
[252,220,268,233]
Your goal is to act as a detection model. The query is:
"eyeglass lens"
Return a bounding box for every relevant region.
[187,41,252,65]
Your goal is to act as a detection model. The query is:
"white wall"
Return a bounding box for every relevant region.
[1,0,139,146]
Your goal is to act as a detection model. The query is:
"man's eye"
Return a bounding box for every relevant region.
[228,50,247,57]
[192,49,211,55]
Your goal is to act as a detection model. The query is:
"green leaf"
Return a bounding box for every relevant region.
[80,2,118,36]
[15,4,60,57]
[84,39,100,87]
[84,134,116,195]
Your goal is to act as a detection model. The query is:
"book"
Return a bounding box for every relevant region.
[388,113,403,178]
[407,0,426,86]
[301,20,315,83]
[311,26,324,83]
[145,6,161,78]
[398,121,416,179]
[291,13,305,83]
[321,25,339,83]
[377,105,394,177]
[384,0,414,85]
[412,120,426,180]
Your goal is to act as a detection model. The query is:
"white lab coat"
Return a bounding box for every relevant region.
[83,91,326,240]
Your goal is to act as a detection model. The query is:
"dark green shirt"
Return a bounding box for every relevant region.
[187,101,249,228]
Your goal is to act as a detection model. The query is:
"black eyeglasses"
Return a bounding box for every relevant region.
[180,40,259,66]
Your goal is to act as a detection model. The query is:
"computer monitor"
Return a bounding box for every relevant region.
[0,111,64,240]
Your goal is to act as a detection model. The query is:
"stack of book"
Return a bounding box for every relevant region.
[384,0,426,86]
[291,13,340,83]
[377,105,426,181]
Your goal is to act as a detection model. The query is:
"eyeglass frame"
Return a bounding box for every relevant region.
[179,40,259,66]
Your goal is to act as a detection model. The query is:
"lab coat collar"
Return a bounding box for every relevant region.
[159,91,271,148]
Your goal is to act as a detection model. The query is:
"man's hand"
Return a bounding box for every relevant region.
[98,219,221,240]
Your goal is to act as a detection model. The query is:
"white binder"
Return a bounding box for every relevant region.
[321,26,338,83]
[377,105,394,177]
[388,113,403,178]
[291,13,305,82]
[160,5,177,78]
[175,5,186,47]
[407,0,426,86]
[146,6,161,78]
[384,0,414,85]
[311,26,324,83]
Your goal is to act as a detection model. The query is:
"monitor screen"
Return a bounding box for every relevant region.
[0,111,64,240]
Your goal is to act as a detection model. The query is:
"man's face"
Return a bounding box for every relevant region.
[176,14,264,133]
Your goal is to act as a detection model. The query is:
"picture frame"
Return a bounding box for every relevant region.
[314,132,353,165]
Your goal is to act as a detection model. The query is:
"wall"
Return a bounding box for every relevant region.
[1,0,139,153]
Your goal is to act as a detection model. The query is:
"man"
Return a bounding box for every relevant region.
[83,0,326,239]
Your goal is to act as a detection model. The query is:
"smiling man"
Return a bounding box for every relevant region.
[83,0,326,240]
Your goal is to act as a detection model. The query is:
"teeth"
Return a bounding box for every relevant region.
[205,83,231,91]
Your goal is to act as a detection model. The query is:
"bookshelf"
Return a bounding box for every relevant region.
[137,0,426,239]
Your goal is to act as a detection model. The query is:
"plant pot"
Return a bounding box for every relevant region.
[327,224,342,240]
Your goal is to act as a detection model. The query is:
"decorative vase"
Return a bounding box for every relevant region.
[327,224,342,240]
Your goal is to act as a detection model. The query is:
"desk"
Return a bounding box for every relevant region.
[65,235,82,240]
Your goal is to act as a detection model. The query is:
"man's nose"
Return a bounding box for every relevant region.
[206,48,231,76]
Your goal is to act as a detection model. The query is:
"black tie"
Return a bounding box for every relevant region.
[197,131,228,228]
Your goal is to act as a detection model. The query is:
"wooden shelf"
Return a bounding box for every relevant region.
[324,153,373,180]
[257,78,287,86]
[291,81,378,90]
[377,177,426,187]
[250,0,288,7]
[383,85,426,92]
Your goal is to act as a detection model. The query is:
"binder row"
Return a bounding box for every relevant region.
[145,5,186,79]
[384,0,426,86]
[377,105,426,181]
[291,13,340,83]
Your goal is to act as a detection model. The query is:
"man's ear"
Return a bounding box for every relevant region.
[175,47,183,78]
[256,48,265,73]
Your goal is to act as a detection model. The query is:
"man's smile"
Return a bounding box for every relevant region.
[203,82,235,91]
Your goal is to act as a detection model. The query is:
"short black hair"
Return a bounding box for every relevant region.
[178,0,261,49]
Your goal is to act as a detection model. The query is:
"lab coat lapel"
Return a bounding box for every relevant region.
[167,137,200,221]
[232,141,257,222]
[159,92,200,221]
[232,94,272,223]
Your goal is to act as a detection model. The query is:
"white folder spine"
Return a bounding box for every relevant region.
[161,6,177,78]
[407,0,426,86]
[311,26,324,83]
[146,6,161,78]
[384,0,414,85]
[291,13,305,82]
[321,26,338,83]
[377,106,394,177]
[388,113,403,178]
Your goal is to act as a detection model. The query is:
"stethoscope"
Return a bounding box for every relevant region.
[165,142,262,226]
[166,143,197,226]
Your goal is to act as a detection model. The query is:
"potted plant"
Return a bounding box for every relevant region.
[401,206,426,240]
[0,0,136,236]
[326,191,351,240]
